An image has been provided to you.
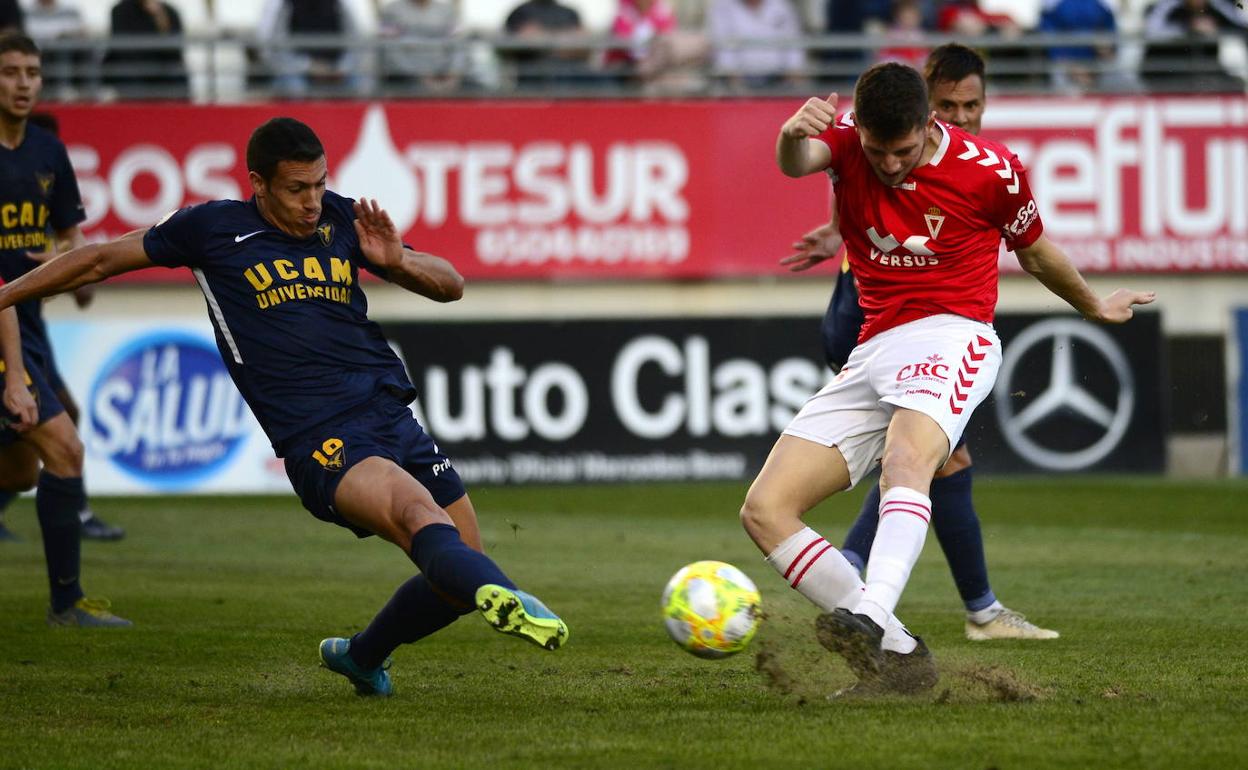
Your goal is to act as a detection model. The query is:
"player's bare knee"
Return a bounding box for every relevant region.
[881,442,941,489]
[42,433,85,478]
[739,493,791,545]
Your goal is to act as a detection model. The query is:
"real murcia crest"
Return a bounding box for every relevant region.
[924,207,945,240]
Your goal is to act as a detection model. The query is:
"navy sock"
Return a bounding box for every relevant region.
[841,483,882,573]
[36,472,85,612]
[349,574,468,670]
[0,489,15,513]
[408,523,515,606]
[928,468,995,610]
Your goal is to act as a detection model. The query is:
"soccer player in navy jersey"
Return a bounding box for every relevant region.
[0,33,131,626]
[780,44,1058,642]
[0,115,567,696]
[0,109,126,543]
[746,62,1153,693]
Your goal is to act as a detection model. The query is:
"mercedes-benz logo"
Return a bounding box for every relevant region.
[994,318,1134,471]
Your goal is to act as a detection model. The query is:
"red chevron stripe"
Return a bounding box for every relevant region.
[963,362,979,375]
[976,335,993,347]
[949,397,964,415]
[954,386,969,402]
[968,346,986,362]
[959,371,973,388]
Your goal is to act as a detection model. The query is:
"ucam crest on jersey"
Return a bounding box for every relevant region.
[88,333,251,487]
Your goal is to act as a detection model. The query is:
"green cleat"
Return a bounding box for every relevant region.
[475,584,569,651]
[318,637,393,697]
[47,597,132,628]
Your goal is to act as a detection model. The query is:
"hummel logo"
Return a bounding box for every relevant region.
[234,230,264,243]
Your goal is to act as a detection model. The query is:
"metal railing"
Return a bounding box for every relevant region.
[29,30,1248,103]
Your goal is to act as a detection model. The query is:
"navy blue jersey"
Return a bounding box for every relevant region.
[820,261,865,371]
[0,123,86,364]
[143,190,416,453]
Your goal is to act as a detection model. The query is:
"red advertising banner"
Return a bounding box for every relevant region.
[50,96,1248,282]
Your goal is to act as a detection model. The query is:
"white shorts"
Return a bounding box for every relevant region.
[784,314,1001,488]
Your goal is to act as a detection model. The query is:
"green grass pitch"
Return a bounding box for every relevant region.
[1,478,1246,769]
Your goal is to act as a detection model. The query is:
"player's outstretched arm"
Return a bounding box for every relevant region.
[780,221,844,272]
[776,93,837,178]
[0,230,152,313]
[1015,234,1156,323]
[353,198,464,302]
[1,307,38,431]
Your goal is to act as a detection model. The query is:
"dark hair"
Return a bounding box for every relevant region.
[924,43,985,91]
[245,117,325,182]
[0,33,39,58]
[853,62,929,140]
[28,111,58,136]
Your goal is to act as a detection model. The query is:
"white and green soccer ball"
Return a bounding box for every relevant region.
[661,560,762,659]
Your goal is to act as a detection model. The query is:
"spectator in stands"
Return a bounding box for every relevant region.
[606,0,708,93]
[378,0,466,94]
[607,0,678,71]
[1142,0,1248,93]
[0,0,21,34]
[935,0,1039,87]
[706,0,806,91]
[1038,0,1135,94]
[25,0,88,98]
[877,0,930,69]
[103,0,189,100]
[502,0,592,91]
[257,0,369,99]
[819,0,891,86]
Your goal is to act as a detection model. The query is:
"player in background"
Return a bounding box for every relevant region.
[0,34,131,625]
[0,116,569,696]
[0,109,125,544]
[746,62,1152,692]
[780,44,1057,642]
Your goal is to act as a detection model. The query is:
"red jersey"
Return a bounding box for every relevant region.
[814,117,1043,343]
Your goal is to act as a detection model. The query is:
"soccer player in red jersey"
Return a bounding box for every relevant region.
[784,44,1060,642]
[742,61,1154,692]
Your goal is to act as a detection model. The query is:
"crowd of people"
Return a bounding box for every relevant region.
[0,0,1246,99]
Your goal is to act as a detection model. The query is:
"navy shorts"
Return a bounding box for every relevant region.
[0,355,66,445]
[282,396,467,538]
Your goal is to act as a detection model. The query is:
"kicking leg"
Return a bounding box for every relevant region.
[333,458,567,650]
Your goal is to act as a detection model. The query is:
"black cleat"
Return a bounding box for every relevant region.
[80,512,125,541]
[816,608,886,681]
[880,635,939,694]
[816,609,938,695]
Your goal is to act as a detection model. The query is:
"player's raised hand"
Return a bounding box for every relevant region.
[781,93,839,140]
[1092,289,1157,323]
[779,221,844,272]
[353,198,404,270]
[3,378,38,433]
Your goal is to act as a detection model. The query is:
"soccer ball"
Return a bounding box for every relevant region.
[661,560,762,659]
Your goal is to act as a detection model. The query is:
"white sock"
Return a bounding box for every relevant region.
[882,616,918,654]
[858,486,932,627]
[765,527,864,612]
[967,601,1005,625]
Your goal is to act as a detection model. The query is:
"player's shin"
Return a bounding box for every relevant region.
[35,471,85,612]
[858,487,932,628]
[765,526,865,611]
[408,522,516,604]
[349,574,466,670]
